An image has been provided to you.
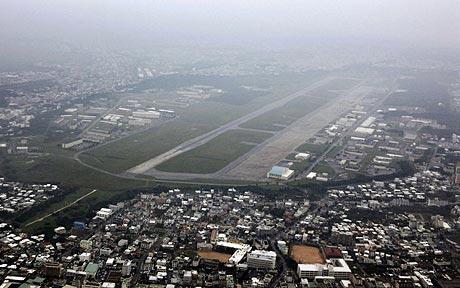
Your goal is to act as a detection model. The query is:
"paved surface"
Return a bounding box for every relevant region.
[224,82,373,180]
[78,99,122,138]
[127,76,336,175]
[137,78,372,181]
[74,76,379,184]
[296,80,398,179]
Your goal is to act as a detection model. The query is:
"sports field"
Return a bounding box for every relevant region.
[197,251,231,263]
[290,245,325,264]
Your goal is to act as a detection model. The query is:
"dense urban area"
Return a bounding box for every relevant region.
[1,44,459,287]
[1,2,460,287]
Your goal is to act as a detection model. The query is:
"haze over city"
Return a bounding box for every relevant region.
[0,1,460,287]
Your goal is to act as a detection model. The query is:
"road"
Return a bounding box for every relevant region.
[126,76,337,174]
[24,189,97,227]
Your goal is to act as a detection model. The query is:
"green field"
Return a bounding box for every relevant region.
[321,78,360,91]
[313,162,336,177]
[240,78,359,131]
[3,154,149,191]
[239,95,328,131]
[1,153,154,231]
[80,121,216,173]
[80,72,326,173]
[156,129,273,173]
[1,72,329,232]
[296,142,327,155]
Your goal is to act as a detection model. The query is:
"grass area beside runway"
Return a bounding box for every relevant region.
[156,129,273,174]
[239,93,330,131]
[80,121,216,173]
[239,78,359,132]
[79,72,327,174]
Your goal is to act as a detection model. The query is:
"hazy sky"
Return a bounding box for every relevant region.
[0,0,459,49]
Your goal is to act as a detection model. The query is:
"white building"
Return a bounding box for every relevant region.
[96,208,113,220]
[267,166,294,180]
[295,153,311,160]
[133,110,160,119]
[277,241,289,255]
[354,127,375,135]
[61,139,83,149]
[122,260,132,276]
[247,250,277,269]
[297,258,351,280]
[216,241,252,264]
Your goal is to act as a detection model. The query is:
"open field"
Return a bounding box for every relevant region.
[80,72,324,175]
[313,162,336,177]
[239,94,331,131]
[80,121,216,173]
[290,245,325,264]
[384,76,450,109]
[1,153,154,233]
[128,77,336,175]
[296,142,327,155]
[156,129,272,174]
[197,251,231,263]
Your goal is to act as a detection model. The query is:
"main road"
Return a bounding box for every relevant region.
[127,76,337,175]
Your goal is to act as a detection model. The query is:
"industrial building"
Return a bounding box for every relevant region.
[267,166,294,180]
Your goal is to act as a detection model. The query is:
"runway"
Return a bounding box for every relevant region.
[127,76,336,175]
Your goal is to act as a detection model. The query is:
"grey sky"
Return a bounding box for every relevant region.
[0,0,459,49]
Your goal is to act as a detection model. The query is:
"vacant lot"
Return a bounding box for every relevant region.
[313,162,336,177]
[290,245,325,264]
[197,251,231,263]
[80,121,216,173]
[156,129,272,174]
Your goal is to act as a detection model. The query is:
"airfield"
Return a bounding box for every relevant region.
[99,76,377,182]
[72,73,390,183]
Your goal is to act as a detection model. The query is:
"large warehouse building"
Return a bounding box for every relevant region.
[267,166,294,180]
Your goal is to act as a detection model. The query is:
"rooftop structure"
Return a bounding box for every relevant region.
[267,165,294,180]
